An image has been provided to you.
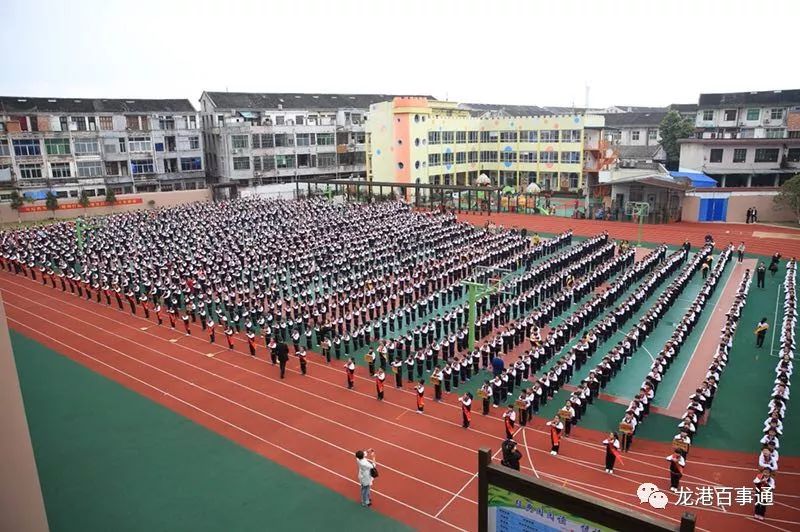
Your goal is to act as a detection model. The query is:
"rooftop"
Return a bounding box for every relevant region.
[0,96,196,114]
[602,111,668,127]
[698,89,800,107]
[458,102,553,117]
[203,92,436,110]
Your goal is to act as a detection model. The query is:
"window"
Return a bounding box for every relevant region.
[428,131,441,145]
[786,148,800,162]
[72,116,87,131]
[77,161,103,177]
[274,134,294,147]
[105,162,124,176]
[50,162,71,178]
[253,156,276,171]
[560,152,580,164]
[709,149,723,163]
[770,108,784,120]
[723,109,737,121]
[468,131,478,143]
[701,110,714,121]
[456,152,466,164]
[126,115,148,130]
[180,157,202,171]
[754,148,779,163]
[232,135,249,149]
[539,130,559,143]
[501,151,517,164]
[765,129,785,139]
[59,116,69,131]
[520,151,537,162]
[128,136,152,152]
[13,139,41,156]
[0,140,8,156]
[456,131,466,144]
[318,153,337,167]
[233,156,250,170]
[560,130,580,143]
[189,136,200,150]
[297,154,314,168]
[296,133,313,146]
[275,155,295,168]
[428,153,441,166]
[567,172,580,189]
[520,130,538,143]
[45,138,71,155]
[275,116,285,125]
[500,131,518,143]
[74,139,100,154]
[295,116,305,125]
[539,151,557,163]
[18,163,42,179]
[99,116,113,130]
[631,130,641,141]
[443,152,454,165]
[746,109,760,121]
[188,115,197,129]
[648,130,658,141]
[442,131,454,144]
[317,133,334,146]
[468,151,478,163]
[733,148,747,163]
[479,131,499,143]
[131,159,155,174]
[479,150,498,162]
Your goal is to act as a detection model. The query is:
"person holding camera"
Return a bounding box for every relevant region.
[500,439,522,471]
[355,448,378,507]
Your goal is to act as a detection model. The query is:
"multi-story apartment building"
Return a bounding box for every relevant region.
[199,92,431,186]
[366,97,605,192]
[602,111,668,168]
[679,89,800,187]
[0,97,205,200]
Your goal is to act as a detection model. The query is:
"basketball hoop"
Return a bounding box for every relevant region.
[624,202,650,246]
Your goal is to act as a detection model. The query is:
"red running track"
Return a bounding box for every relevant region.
[2,274,799,532]
[457,212,800,259]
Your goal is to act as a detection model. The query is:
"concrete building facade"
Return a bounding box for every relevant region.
[0,97,205,200]
[366,97,605,193]
[199,92,430,186]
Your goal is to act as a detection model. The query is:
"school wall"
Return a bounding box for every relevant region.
[0,189,212,224]
[681,188,796,223]
[0,295,50,532]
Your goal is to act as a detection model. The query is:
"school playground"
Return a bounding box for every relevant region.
[4,214,800,532]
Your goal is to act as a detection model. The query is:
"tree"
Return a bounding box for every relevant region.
[45,191,59,218]
[9,191,24,222]
[658,110,695,170]
[78,189,91,214]
[105,188,117,204]
[774,174,800,223]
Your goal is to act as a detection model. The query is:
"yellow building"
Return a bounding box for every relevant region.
[366,97,606,192]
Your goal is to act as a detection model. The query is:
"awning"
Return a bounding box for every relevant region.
[238,111,258,119]
[669,171,717,188]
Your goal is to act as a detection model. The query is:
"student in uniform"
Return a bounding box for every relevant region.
[460,392,473,428]
[432,367,443,401]
[546,416,564,456]
[755,318,769,348]
[375,368,386,400]
[480,381,492,415]
[224,326,235,350]
[415,380,425,413]
[246,330,257,356]
[207,319,216,344]
[392,357,404,387]
[345,357,356,389]
[666,452,686,492]
[268,338,278,364]
[182,313,191,335]
[753,468,775,521]
[602,432,623,474]
[502,405,516,439]
[297,346,307,375]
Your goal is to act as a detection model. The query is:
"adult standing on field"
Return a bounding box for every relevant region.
[275,340,290,378]
[769,253,781,277]
[757,262,767,289]
[355,449,377,507]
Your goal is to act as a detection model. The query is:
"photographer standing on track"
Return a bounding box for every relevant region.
[500,439,522,471]
[355,448,378,507]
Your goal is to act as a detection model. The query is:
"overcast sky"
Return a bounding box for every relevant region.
[1,0,797,110]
